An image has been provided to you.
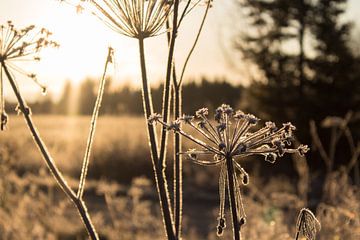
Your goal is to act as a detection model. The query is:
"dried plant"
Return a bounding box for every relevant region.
[3,1,318,239]
[0,21,114,240]
[149,104,309,239]
[294,208,321,240]
[0,21,58,131]
[57,0,213,239]
[88,0,173,38]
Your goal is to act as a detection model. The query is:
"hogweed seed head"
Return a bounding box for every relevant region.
[73,0,174,38]
[148,105,308,166]
[149,104,309,236]
[0,21,57,128]
[148,113,162,125]
[195,107,208,118]
[0,21,58,64]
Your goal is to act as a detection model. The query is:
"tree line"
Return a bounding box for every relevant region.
[5,77,243,116]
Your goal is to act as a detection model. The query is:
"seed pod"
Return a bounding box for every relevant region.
[216,225,224,236]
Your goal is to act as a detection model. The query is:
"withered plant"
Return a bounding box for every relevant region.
[149,104,309,239]
[57,0,214,239]
[0,20,114,239]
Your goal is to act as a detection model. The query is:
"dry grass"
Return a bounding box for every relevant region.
[1,115,359,239]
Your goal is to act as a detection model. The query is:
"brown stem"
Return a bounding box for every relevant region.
[226,155,240,240]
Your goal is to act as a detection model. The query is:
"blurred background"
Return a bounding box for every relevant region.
[0,0,359,239]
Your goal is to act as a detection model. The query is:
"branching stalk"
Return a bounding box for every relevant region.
[1,62,99,240]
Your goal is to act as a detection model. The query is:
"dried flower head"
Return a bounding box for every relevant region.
[0,21,58,130]
[150,104,307,164]
[149,104,309,235]
[0,21,59,65]
[295,208,321,240]
[74,0,173,38]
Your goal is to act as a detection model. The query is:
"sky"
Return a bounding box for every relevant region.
[0,0,359,99]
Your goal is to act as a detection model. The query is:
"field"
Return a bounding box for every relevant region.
[0,115,359,239]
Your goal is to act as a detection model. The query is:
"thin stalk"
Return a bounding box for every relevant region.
[1,62,99,240]
[178,0,211,86]
[138,37,176,240]
[173,85,182,238]
[158,0,180,168]
[226,155,240,240]
[166,17,183,238]
[77,47,113,199]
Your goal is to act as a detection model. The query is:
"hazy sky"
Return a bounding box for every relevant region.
[1,0,359,99]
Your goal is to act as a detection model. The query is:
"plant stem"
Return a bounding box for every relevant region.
[166,16,183,239]
[158,0,180,168]
[1,62,99,240]
[138,38,176,240]
[179,0,211,86]
[226,155,240,240]
[173,84,182,238]
[78,47,113,199]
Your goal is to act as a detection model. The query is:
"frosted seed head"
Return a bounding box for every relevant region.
[214,109,222,122]
[265,121,277,132]
[242,172,249,185]
[148,113,162,125]
[234,110,245,120]
[283,122,296,133]
[297,144,310,156]
[196,107,209,118]
[167,119,181,131]
[218,142,226,151]
[218,217,226,228]
[284,135,293,146]
[239,217,246,226]
[246,114,259,125]
[216,225,224,236]
[179,114,194,124]
[235,143,247,154]
[264,153,277,163]
[273,140,285,156]
[217,122,226,132]
[88,0,173,38]
[221,104,233,116]
[197,120,206,129]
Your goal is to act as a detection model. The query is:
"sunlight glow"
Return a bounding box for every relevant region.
[1,0,358,100]
[1,0,242,100]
